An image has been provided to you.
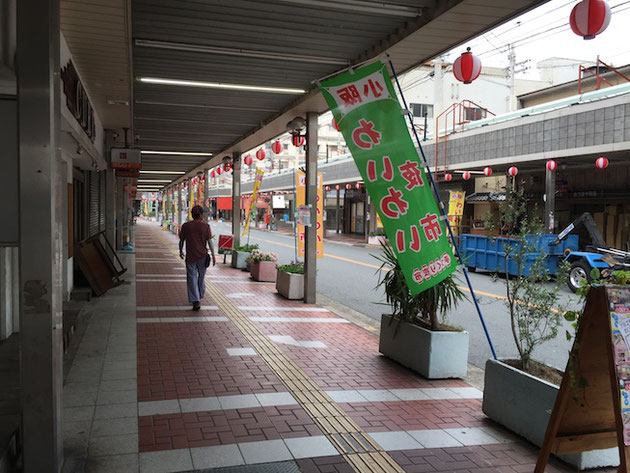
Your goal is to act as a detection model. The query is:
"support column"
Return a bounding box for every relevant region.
[232,152,242,248]
[545,166,556,233]
[116,180,123,249]
[336,186,340,234]
[17,0,63,469]
[203,169,209,223]
[304,112,318,304]
[177,186,182,229]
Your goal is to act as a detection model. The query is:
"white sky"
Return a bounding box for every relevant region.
[442,0,630,80]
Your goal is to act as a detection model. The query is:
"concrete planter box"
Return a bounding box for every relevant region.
[231,251,250,269]
[483,358,619,469]
[250,261,277,282]
[368,235,387,246]
[276,270,304,300]
[379,315,468,379]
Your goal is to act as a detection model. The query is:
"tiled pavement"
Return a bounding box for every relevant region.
[61,220,616,473]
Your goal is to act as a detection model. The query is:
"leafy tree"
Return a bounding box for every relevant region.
[488,184,568,372]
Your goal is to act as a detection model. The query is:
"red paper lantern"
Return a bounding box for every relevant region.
[596,156,609,169]
[453,48,482,84]
[223,163,231,173]
[346,184,352,190]
[215,167,222,176]
[546,160,557,172]
[292,135,305,147]
[508,166,519,177]
[332,118,340,131]
[462,171,471,180]
[570,0,611,40]
[355,183,361,189]
[243,154,253,166]
[444,173,453,182]
[271,140,283,154]
[335,185,340,191]
[256,149,266,161]
[483,167,492,177]
[325,186,331,191]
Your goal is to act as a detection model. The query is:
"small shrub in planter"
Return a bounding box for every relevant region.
[374,240,469,378]
[276,262,304,300]
[246,250,278,282]
[231,243,259,269]
[368,231,387,246]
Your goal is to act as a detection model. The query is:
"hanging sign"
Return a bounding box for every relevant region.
[448,190,466,236]
[295,171,324,258]
[319,61,455,294]
[243,169,264,237]
[110,148,141,170]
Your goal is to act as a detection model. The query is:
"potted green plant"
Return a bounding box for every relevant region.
[276,262,304,300]
[247,250,278,282]
[481,185,617,469]
[231,243,259,270]
[374,241,468,379]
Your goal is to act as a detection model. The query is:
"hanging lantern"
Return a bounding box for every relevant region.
[444,173,453,182]
[346,184,352,190]
[570,0,611,40]
[462,171,471,180]
[256,149,266,161]
[216,167,223,176]
[292,135,306,147]
[508,166,519,177]
[355,183,362,189]
[453,47,482,84]
[332,118,340,131]
[546,160,557,172]
[223,162,232,173]
[483,167,492,177]
[335,185,340,191]
[243,154,254,166]
[325,186,331,191]
[596,156,609,169]
[271,140,283,154]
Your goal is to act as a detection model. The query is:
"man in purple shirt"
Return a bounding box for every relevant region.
[179,205,215,310]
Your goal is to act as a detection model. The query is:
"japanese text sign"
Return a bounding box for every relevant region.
[295,171,324,258]
[243,169,264,237]
[448,191,466,236]
[320,61,455,294]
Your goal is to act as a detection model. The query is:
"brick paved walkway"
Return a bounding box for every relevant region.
[63,219,617,472]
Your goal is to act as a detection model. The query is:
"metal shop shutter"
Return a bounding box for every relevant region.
[88,171,100,237]
[99,171,106,233]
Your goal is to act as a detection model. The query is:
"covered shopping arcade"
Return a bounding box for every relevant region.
[1,0,560,471]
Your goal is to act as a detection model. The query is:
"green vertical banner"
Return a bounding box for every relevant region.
[320,61,456,295]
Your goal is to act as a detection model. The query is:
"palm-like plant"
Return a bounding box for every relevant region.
[374,240,467,330]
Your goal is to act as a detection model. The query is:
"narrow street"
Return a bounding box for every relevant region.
[212,222,582,371]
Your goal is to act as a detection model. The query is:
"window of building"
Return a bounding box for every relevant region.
[464,106,484,121]
[410,103,433,118]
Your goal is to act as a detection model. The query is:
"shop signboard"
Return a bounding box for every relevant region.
[243,169,264,236]
[295,171,324,258]
[319,61,455,294]
[110,148,141,170]
[448,190,466,236]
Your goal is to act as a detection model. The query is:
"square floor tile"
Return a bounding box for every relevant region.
[97,390,137,405]
[190,444,245,469]
[325,390,368,403]
[86,453,138,473]
[449,387,484,399]
[423,388,463,400]
[139,399,180,416]
[180,397,221,413]
[218,394,260,410]
[226,347,257,356]
[89,433,139,456]
[368,431,422,451]
[64,406,95,422]
[255,392,297,407]
[284,436,338,459]
[408,429,463,448]
[389,389,431,401]
[239,439,292,464]
[442,427,503,446]
[356,390,400,402]
[91,418,138,437]
[94,403,137,420]
[139,449,193,473]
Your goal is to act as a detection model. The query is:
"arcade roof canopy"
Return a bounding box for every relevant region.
[61,0,549,185]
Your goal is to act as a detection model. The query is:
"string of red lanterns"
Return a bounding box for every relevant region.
[271,140,283,154]
[256,149,266,161]
[243,154,254,166]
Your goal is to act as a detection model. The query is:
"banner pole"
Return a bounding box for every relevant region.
[387,57,497,360]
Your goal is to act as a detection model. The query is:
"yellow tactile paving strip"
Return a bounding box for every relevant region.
[154,231,404,473]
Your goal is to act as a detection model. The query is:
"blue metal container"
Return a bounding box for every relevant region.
[459,234,579,276]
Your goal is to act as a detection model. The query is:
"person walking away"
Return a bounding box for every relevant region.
[179,205,215,310]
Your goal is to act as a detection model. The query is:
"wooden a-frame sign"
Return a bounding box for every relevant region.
[536,285,630,472]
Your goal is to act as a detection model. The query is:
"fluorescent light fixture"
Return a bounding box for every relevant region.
[139,170,186,174]
[138,179,171,183]
[137,77,306,95]
[141,150,213,156]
